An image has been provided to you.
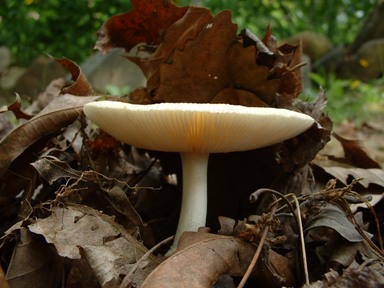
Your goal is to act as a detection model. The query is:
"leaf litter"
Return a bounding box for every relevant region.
[0,0,383,287]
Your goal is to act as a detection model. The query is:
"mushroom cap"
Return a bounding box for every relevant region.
[84,101,314,153]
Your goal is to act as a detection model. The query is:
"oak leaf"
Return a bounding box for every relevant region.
[95,0,188,53]
[28,204,158,287]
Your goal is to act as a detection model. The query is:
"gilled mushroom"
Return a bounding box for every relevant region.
[83,101,314,254]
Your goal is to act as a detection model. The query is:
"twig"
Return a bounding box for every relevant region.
[240,28,274,55]
[285,193,310,285]
[348,190,384,253]
[249,188,310,286]
[237,197,278,288]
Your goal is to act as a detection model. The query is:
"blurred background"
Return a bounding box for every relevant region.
[0,0,383,123]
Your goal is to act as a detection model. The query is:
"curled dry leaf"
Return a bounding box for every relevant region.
[0,94,33,120]
[331,133,381,169]
[0,94,99,178]
[142,232,295,288]
[54,57,94,96]
[31,156,84,185]
[28,204,158,287]
[313,124,383,190]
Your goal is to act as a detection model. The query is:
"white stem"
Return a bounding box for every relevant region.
[167,152,209,255]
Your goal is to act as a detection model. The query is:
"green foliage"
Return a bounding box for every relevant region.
[1,0,377,66]
[0,0,130,66]
[1,0,382,124]
[304,74,384,124]
[105,84,130,96]
[187,0,376,44]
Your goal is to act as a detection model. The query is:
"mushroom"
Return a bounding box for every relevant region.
[83,101,314,254]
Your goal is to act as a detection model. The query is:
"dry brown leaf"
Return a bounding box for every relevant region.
[31,156,84,185]
[277,93,331,176]
[227,43,275,106]
[95,0,188,53]
[0,94,33,120]
[5,228,62,288]
[142,232,254,287]
[332,133,381,169]
[54,57,94,96]
[28,204,158,287]
[308,260,384,287]
[0,263,9,288]
[65,258,101,288]
[305,202,368,243]
[142,232,294,287]
[0,94,99,178]
[128,6,213,80]
[98,1,310,108]
[320,167,384,188]
[149,10,237,103]
[105,186,145,228]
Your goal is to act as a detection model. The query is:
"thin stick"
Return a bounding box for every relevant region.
[250,188,310,285]
[286,193,310,286]
[237,202,278,288]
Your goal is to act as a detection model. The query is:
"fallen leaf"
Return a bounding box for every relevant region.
[308,260,384,287]
[54,57,94,96]
[101,2,306,107]
[65,258,100,288]
[142,232,295,287]
[95,0,188,53]
[332,133,381,169]
[320,167,384,188]
[0,94,99,178]
[28,204,158,287]
[149,10,237,103]
[5,228,62,288]
[305,202,367,242]
[0,94,33,120]
[105,186,144,228]
[128,6,213,80]
[277,90,332,173]
[227,43,276,106]
[34,78,66,110]
[31,156,84,185]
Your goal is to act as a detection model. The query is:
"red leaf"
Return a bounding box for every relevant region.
[95,0,188,53]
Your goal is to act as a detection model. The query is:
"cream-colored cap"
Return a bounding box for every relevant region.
[84,101,314,153]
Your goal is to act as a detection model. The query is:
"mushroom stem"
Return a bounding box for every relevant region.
[167,152,209,254]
